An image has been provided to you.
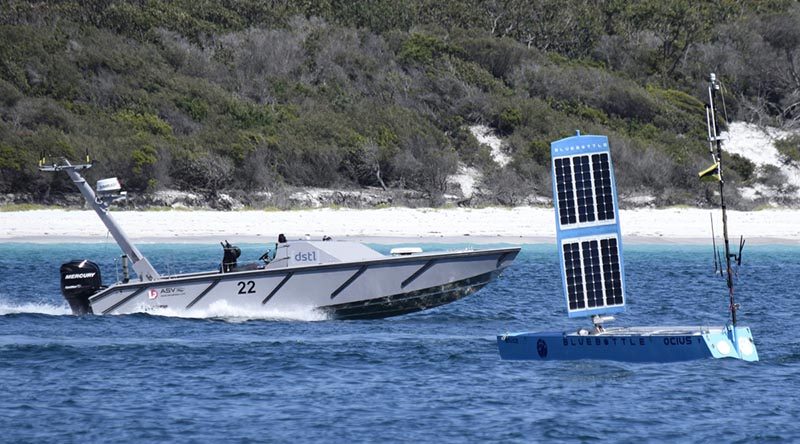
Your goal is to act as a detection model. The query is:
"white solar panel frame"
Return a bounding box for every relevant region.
[560,233,625,316]
[554,153,617,231]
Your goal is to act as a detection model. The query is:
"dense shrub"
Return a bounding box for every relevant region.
[775,135,800,164]
[1,1,798,209]
[456,36,528,80]
[170,150,234,192]
[398,33,454,65]
[726,152,756,182]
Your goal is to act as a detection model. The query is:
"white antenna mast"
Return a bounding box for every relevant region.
[39,156,160,282]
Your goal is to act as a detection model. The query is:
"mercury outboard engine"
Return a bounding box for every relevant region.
[221,240,241,273]
[60,260,102,315]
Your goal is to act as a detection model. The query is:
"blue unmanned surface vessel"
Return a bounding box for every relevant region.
[498,73,758,363]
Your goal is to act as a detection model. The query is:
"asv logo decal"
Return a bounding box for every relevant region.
[158,287,186,297]
[148,289,159,299]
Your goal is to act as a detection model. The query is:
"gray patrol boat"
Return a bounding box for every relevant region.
[44,157,519,319]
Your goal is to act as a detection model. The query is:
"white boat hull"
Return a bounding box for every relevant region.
[88,247,519,319]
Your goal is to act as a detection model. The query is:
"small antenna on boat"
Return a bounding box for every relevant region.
[710,213,720,275]
[736,235,745,266]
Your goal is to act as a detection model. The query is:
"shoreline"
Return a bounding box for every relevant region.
[2,234,798,245]
[1,207,798,245]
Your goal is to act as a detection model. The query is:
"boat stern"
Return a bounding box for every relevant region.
[701,326,759,362]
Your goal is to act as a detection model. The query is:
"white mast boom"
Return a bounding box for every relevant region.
[40,158,160,282]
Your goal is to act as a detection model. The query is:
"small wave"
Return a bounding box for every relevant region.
[0,298,71,316]
[130,299,329,322]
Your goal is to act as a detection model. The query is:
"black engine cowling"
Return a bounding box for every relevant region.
[60,260,102,315]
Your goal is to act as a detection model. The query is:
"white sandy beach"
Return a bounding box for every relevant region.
[0,207,798,244]
[2,121,798,245]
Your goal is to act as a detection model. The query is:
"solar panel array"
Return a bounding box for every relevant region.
[554,153,615,228]
[551,134,626,318]
[562,236,624,311]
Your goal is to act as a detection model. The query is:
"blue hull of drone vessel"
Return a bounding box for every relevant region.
[497,326,758,363]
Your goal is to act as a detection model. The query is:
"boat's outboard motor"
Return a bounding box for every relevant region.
[221,240,241,273]
[60,260,102,315]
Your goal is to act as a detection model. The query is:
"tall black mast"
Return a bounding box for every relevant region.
[705,73,737,326]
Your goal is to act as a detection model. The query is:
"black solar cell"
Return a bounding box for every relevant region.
[563,242,584,309]
[573,156,596,223]
[555,158,577,226]
[592,154,615,221]
[581,240,603,308]
[601,237,623,305]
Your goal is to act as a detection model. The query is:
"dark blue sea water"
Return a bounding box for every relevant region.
[1,241,798,443]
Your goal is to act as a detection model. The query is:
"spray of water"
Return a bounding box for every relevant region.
[124,299,330,322]
[0,297,72,316]
[0,294,328,321]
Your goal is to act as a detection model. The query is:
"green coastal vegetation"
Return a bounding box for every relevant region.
[1,0,799,209]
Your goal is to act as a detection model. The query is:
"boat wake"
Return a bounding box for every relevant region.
[0,296,327,321]
[130,300,330,322]
[0,297,72,316]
